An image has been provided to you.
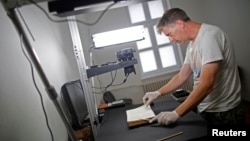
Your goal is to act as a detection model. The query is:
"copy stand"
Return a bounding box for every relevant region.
[67,16,100,138]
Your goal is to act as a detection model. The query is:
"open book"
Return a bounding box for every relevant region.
[126,104,155,128]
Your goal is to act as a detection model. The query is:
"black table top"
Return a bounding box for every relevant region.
[96,97,207,141]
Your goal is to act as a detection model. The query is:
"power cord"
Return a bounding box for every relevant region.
[20,34,54,141]
[92,71,129,94]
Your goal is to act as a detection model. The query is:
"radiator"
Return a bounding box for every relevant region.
[142,78,193,97]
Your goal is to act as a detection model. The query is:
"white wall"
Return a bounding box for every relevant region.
[0,2,80,141]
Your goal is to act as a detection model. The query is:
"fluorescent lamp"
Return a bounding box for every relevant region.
[92,25,145,48]
[48,0,154,17]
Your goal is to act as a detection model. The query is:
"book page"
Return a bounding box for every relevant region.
[126,104,155,122]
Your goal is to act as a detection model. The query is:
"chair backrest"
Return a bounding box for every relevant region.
[60,79,89,129]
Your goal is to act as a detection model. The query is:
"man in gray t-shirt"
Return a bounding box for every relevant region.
[143,8,244,125]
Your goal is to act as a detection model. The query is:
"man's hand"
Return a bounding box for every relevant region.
[149,111,180,125]
[143,91,161,106]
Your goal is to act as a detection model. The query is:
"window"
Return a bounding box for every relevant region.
[89,0,182,79]
[128,0,182,79]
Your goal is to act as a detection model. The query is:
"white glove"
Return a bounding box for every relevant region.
[149,111,180,125]
[143,91,161,106]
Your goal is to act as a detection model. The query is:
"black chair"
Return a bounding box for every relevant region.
[60,80,95,141]
[60,79,89,130]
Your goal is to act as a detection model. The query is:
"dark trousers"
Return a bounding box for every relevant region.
[199,102,246,125]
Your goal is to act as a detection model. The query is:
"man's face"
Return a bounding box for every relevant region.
[161,20,187,44]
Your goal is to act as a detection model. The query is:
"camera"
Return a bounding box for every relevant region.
[116,48,136,76]
[116,48,135,62]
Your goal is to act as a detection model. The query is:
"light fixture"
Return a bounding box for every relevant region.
[48,0,154,17]
[92,25,145,48]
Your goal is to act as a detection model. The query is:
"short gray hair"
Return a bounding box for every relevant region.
[157,8,191,34]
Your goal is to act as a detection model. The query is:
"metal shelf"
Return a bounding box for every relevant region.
[86,59,137,78]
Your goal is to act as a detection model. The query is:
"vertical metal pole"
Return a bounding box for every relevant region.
[7,8,78,141]
[67,16,99,138]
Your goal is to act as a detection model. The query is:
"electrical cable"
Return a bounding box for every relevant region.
[91,70,116,94]
[20,34,54,141]
[101,70,118,93]
[92,71,129,94]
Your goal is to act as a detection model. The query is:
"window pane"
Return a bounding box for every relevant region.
[159,46,177,67]
[153,25,170,45]
[136,28,152,50]
[139,50,157,72]
[128,3,146,23]
[148,0,164,19]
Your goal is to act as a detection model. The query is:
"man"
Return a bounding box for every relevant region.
[143,8,244,125]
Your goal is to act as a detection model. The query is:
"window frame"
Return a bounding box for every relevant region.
[127,0,183,79]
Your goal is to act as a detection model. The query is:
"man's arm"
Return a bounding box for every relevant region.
[143,64,192,106]
[175,61,221,117]
[158,64,193,95]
